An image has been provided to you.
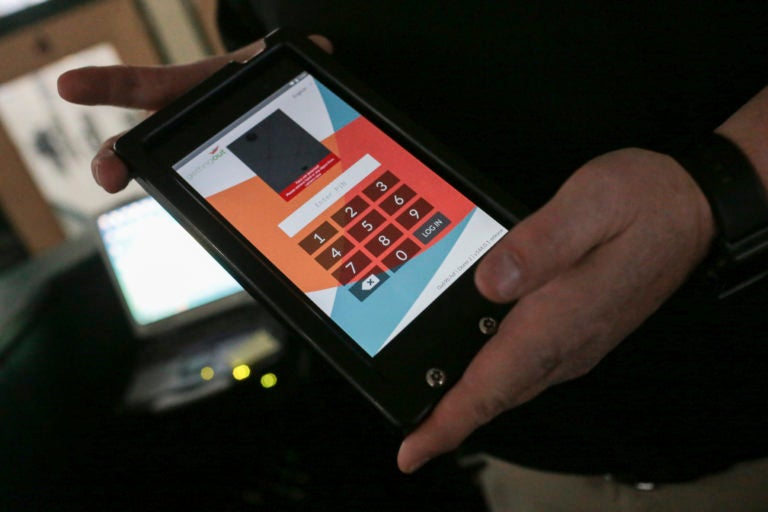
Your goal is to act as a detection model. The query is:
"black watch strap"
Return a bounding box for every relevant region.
[670,132,768,298]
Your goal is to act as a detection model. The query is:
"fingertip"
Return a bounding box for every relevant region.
[57,67,94,103]
[101,175,131,193]
[397,437,430,474]
[92,151,131,193]
[396,395,473,474]
[308,34,334,54]
[56,69,77,101]
[475,248,520,303]
[91,157,102,186]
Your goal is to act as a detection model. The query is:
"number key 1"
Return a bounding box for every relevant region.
[299,221,338,254]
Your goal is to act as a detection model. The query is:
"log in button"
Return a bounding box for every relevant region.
[415,212,451,244]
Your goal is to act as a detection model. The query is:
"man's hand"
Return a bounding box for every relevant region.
[397,148,716,473]
[57,36,331,192]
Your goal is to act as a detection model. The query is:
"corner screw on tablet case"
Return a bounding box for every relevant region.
[479,317,498,335]
[426,368,447,388]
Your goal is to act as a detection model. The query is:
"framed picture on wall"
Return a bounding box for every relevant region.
[0,0,161,254]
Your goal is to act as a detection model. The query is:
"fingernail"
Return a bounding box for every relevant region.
[92,158,102,186]
[398,440,431,474]
[494,251,520,300]
[403,457,430,474]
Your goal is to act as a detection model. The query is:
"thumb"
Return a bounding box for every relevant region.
[475,176,621,302]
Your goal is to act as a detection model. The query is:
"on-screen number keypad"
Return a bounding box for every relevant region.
[295,169,451,300]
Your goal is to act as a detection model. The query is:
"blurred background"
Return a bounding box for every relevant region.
[0,1,485,510]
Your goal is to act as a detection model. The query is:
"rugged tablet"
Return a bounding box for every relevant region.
[114,28,525,430]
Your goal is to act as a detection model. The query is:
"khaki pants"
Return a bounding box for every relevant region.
[474,454,768,512]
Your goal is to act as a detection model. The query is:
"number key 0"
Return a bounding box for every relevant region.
[382,238,421,271]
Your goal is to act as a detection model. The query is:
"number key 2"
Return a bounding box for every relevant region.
[331,196,369,227]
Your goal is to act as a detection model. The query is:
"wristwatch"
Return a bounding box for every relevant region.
[670,132,768,298]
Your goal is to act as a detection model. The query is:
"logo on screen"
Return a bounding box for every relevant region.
[187,146,226,180]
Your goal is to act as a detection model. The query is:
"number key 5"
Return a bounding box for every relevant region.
[348,209,386,242]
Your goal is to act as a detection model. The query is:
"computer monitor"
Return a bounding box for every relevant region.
[95,195,252,338]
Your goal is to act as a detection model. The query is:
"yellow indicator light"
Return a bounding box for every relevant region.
[260,372,278,389]
[232,364,251,381]
[200,366,215,381]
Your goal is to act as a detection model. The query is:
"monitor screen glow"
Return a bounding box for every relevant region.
[97,196,244,327]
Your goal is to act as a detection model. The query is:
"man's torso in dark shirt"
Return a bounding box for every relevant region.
[217,0,768,482]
